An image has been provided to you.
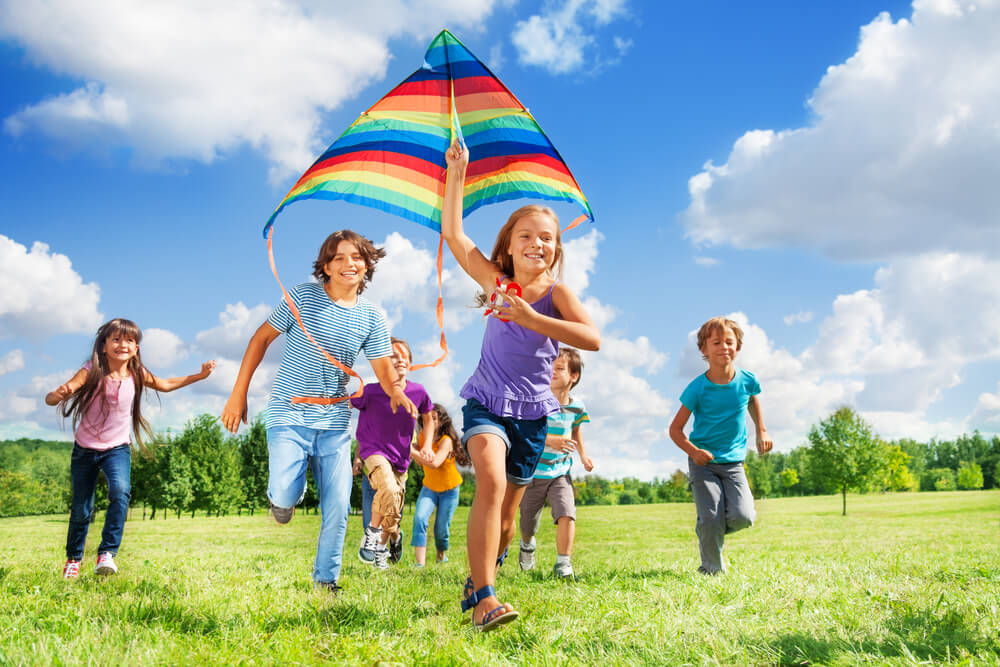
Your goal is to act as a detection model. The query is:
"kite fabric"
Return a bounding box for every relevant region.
[262,28,594,238]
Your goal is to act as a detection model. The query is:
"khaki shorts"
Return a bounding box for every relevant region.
[518,474,576,538]
[364,454,408,539]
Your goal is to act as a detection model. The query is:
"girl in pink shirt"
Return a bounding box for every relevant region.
[46,318,216,579]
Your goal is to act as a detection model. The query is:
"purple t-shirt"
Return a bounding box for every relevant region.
[460,282,561,420]
[352,381,433,473]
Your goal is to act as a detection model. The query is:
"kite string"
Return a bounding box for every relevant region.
[266,226,363,405]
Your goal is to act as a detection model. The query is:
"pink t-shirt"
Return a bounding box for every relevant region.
[75,366,135,451]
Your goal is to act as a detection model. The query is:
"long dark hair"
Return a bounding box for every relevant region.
[60,318,155,453]
[420,403,469,467]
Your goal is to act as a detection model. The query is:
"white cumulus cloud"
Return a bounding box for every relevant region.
[511,0,630,75]
[0,0,502,180]
[0,235,103,338]
[680,2,1000,261]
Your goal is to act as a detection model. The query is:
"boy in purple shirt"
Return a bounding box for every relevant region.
[352,338,434,569]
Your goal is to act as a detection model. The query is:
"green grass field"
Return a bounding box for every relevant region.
[1,491,998,665]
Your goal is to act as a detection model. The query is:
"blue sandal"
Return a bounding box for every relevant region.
[461,584,519,631]
[461,549,511,603]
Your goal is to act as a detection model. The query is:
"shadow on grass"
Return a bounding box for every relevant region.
[765,602,999,665]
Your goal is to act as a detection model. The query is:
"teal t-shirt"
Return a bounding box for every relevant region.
[679,369,760,463]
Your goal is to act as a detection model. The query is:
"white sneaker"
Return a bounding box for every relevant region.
[359,526,380,563]
[518,538,536,571]
[553,559,574,579]
[373,544,389,570]
[95,552,118,575]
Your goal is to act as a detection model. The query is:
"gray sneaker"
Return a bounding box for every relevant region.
[553,559,574,579]
[373,544,389,570]
[518,539,536,571]
[270,502,294,525]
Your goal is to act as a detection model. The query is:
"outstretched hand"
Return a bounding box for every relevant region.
[445,138,468,170]
[201,360,218,377]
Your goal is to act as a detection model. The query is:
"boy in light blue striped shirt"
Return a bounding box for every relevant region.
[517,348,593,579]
[222,230,417,592]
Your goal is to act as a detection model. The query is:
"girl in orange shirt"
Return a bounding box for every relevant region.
[410,404,470,566]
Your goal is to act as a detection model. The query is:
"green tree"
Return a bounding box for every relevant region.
[745,451,774,498]
[161,448,196,518]
[779,468,799,492]
[879,444,917,492]
[956,461,984,490]
[238,417,269,514]
[922,467,956,492]
[174,414,242,516]
[807,407,887,516]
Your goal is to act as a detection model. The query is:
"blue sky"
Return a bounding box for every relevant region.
[2,0,998,480]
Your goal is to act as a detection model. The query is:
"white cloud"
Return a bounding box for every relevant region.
[0,1,501,180]
[140,328,187,370]
[972,382,1000,428]
[0,349,24,376]
[694,256,719,267]
[783,311,813,325]
[511,0,630,75]
[680,3,1000,261]
[562,229,600,294]
[0,235,103,338]
[194,302,273,361]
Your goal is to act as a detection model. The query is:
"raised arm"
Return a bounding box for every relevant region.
[221,322,281,433]
[748,394,773,454]
[145,360,216,393]
[441,139,501,292]
[369,356,418,419]
[45,368,88,406]
[668,405,713,466]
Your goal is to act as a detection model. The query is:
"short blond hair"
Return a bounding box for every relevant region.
[696,317,744,357]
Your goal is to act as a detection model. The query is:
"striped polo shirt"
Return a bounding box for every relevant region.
[265,282,391,431]
[533,398,589,479]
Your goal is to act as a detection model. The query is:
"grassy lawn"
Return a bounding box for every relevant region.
[1,491,998,665]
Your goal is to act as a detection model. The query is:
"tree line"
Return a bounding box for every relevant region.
[1,408,997,519]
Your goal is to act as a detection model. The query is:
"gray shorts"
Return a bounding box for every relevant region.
[519,474,576,537]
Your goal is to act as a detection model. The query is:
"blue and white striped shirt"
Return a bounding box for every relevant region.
[265,282,391,431]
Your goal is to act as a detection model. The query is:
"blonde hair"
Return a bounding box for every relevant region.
[696,317,744,359]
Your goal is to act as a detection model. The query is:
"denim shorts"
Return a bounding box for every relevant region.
[461,398,548,485]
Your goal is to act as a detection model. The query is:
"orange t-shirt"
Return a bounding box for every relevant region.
[421,435,462,492]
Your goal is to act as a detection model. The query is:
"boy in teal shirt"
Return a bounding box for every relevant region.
[669,317,773,574]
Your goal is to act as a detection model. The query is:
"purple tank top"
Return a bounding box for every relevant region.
[460,282,561,420]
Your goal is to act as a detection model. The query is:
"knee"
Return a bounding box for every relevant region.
[727,508,755,533]
[107,481,131,502]
[69,506,92,523]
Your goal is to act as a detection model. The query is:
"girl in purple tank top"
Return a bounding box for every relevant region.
[442,139,600,631]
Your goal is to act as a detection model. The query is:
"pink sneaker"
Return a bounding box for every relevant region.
[63,559,81,579]
[95,552,118,575]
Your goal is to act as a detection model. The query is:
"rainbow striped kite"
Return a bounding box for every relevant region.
[263,28,593,238]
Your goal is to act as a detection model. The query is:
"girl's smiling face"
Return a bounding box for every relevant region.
[507,213,558,274]
[103,332,138,364]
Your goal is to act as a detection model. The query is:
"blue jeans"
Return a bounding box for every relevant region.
[361,474,375,529]
[410,485,460,551]
[267,426,352,584]
[66,443,131,561]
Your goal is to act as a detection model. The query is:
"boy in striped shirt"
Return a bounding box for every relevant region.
[222,230,417,593]
[517,348,593,579]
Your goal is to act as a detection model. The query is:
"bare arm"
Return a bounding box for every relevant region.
[424,435,455,469]
[572,425,594,472]
[668,405,714,466]
[441,139,502,292]
[369,356,418,419]
[748,394,773,454]
[221,322,281,433]
[145,361,216,393]
[45,368,88,406]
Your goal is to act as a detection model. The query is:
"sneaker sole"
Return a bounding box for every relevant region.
[95,566,117,575]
